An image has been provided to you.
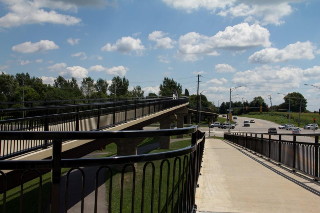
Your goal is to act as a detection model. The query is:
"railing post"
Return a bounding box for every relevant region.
[134,100,137,119]
[125,100,128,122]
[113,102,116,125]
[278,135,282,164]
[97,105,100,130]
[268,134,271,159]
[51,139,62,213]
[76,107,79,131]
[293,135,296,171]
[315,136,319,180]
[245,133,247,148]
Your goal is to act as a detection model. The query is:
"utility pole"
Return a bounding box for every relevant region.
[196,74,201,124]
[268,95,272,109]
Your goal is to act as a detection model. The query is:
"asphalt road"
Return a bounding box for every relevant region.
[201,116,320,143]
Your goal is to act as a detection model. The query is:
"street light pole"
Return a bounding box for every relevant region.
[228,86,242,133]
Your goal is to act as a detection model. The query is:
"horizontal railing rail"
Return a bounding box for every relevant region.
[0,126,205,213]
[224,132,319,181]
[0,98,189,159]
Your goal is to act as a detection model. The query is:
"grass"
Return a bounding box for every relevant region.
[240,112,320,127]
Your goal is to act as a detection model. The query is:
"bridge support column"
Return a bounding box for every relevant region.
[186,114,192,124]
[159,114,177,149]
[114,137,144,156]
[176,107,189,138]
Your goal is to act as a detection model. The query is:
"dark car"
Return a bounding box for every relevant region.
[268,128,277,134]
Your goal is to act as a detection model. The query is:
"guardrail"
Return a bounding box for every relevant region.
[0,127,205,213]
[0,97,188,159]
[224,132,319,180]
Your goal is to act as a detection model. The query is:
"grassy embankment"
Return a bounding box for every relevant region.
[240,112,320,127]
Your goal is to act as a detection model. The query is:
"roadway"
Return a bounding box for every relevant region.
[199,116,319,143]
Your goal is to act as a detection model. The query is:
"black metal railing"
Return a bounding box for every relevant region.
[224,132,319,180]
[0,97,188,159]
[0,127,205,213]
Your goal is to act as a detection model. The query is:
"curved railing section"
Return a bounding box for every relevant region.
[224,132,320,181]
[0,126,205,213]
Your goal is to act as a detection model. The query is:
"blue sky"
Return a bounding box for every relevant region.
[1,0,320,111]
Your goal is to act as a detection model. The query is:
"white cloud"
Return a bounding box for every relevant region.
[48,63,88,79]
[67,38,80,45]
[162,0,300,25]
[249,41,316,63]
[41,76,55,85]
[20,60,31,65]
[215,64,236,73]
[212,23,271,49]
[101,36,145,55]
[143,86,160,95]
[178,23,270,61]
[0,0,81,28]
[71,52,87,60]
[148,31,175,49]
[64,66,88,79]
[89,65,128,76]
[158,55,170,63]
[232,65,307,91]
[208,78,228,85]
[12,40,59,53]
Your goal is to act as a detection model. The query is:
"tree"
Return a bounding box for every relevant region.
[147,93,158,98]
[81,77,95,98]
[249,96,267,112]
[108,76,129,97]
[159,77,182,97]
[184,89,189,96]
[0,73,18,102]
[95,78,108,95]
[280,92,307,112]
[129,85,144,98]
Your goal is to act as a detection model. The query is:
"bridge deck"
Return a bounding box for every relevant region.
[196,138,320,213]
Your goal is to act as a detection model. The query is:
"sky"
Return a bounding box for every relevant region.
[1,0,320,111]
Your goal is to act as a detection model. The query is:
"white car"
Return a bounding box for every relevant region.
[210,122,221,128]
[278,124,286,129]
[304,123,318,130]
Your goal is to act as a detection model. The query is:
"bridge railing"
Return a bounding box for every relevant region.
[0,127,205,213]
[0,97,188,159]
[224,132,319,181]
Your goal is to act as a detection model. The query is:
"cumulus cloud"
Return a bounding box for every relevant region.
[12,40,59,53]
[178,23,270,61]
[148,31,175,49]
[48,63,88,79]
[207,78,228,85]
[232,65,310,91]
[89,65,128,76]
[41,76,56,85]
[162,0,299,25]
[215,64,236,73]
[71,52,87,60]
[101,36,145,55]
[143,86,160,96]
[249,41,316,63]
[67,38,80,45]
[0,0,81,28]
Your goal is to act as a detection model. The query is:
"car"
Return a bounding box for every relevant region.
[233,116,237,119]
[285,124,294,130]
[222,123,235,129]
[250,120,255,123]
[210,122,220,128]
[268,128,277,134]
[292,127,301,134]
[222,114,226,117]
[243,120,250,127]
[304,123,318,130]
[278,124,286,129]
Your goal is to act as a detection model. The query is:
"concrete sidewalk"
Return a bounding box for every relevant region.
[195,138,320,213]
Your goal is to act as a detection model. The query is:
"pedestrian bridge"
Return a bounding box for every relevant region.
[0,97,215,160]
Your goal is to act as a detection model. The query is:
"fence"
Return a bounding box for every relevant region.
[0,97,188,159]
[0,126,205,213]
[224,132,319,180]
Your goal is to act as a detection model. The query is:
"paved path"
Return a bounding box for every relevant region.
[195,138,320,213]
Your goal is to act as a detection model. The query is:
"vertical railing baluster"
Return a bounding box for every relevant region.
[315,136,319,180]
[51,139,62,213]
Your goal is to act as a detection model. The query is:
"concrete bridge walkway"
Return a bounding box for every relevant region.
[195,138,320,213]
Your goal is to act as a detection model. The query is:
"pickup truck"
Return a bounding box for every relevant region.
[209,122,221,128]
[221,123,235,129]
